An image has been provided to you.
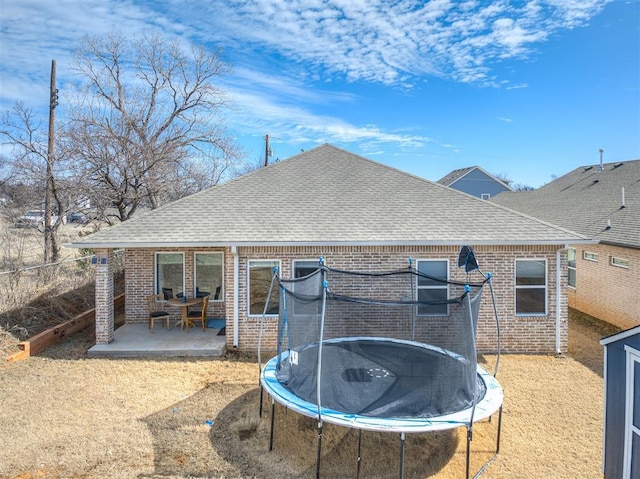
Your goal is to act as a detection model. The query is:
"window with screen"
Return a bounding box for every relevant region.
[156,253,184,299]
[248,260,280,316]
[416,259,449,316]
[515,259,547,315]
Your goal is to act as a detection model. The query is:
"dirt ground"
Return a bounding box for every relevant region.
[0,311,619,479]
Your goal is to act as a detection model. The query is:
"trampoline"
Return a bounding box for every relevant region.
[258,247,504,479]
[261,337,502,433]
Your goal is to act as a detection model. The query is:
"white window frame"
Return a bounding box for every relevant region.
[515,258,548,316]
[293,259,322,278]
[583,251,599,262]
[155,252,185,298]
[611,257,629,269]
[416,259,449,316]
[194,252,224,301]
[567,248,577,289]
[247,259,281,318]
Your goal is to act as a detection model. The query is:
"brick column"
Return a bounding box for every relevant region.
[95,249,114,344]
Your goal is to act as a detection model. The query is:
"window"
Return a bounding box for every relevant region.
[195,253,223,300]
[156,253,184,298]
[611,257,629,268]
[583,251,598,262]
[515,259,547,315]
[481,193,491,200]
[293,259,321,278]
[416,260,449,316]
[567,248,576,288]
[248,260,280,316]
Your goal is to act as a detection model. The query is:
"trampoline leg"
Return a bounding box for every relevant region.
[316,421,323,479]
[259,386,264,418]
[465,426,472,479]
[269,398,276,452]
[496,406,503,454]
[399,432,406,479]
[356,429,362,479]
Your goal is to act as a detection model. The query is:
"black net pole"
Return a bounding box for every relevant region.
[316,421,323,479]
[399,432,406,479]
[356,429,363,479]
[269,398,276,451]
[259,386,263,418]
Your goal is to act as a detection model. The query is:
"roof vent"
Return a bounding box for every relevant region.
[590,179,599,185]
[622,187,626,209]
[584,166,593,172]
[613,162,624,169]
[599,148,604,171]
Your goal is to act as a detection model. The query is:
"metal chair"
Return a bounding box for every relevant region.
[147,293,171,330]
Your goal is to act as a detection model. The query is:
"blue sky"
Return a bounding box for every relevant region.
[1,0,638,187]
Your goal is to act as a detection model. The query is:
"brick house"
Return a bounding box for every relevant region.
[492,159,640,330]
[69,144,590,354]
[437,165,513,199]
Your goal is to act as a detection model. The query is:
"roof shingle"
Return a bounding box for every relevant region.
[492,159,640,249]
[70,144,589,248]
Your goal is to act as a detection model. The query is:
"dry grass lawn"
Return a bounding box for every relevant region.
[0,312,617,479]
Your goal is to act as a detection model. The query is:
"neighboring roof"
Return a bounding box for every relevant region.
[492,159,640,250]
[600,325,640,346]
[69,144,589,248]
[437,165,513,190]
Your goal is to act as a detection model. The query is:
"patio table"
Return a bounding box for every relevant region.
[167,297,203,329]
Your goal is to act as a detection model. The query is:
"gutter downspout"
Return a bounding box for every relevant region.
[555,246,566,355]
[232,245,240,348]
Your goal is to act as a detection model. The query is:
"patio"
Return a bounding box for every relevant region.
[88,322,227,358]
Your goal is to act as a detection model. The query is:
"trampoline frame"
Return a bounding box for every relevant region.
[260,337,504,479]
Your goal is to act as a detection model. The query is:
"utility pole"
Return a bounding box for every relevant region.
[44,59,59,263]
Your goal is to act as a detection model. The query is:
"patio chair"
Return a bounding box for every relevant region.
[147,293,171,330]
[185,296,209,332]
[161,288,173,300]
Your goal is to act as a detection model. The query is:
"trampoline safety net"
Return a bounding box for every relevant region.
[269,263,487,420]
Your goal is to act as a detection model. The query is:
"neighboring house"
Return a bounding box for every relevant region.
[69,144,590,354]
[600,325,640,479]
[492,159,640,330]
[437,165,513,199]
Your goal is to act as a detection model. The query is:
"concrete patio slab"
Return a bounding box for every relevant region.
[88,323,226,358]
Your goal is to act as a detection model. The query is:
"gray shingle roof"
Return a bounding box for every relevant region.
[492,159,640,249]
[69,144,589,248]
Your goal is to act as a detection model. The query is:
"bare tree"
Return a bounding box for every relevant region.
[1,103,69,262]
[67,32,242,222]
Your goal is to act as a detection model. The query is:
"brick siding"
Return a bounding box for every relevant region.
[568,243,639,329]
[121,244,568,354]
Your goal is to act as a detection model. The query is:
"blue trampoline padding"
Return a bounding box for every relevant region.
[207,318,226,329]
[260,337,503,433]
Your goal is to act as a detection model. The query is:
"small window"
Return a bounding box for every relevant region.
[195,253,223,300]
[481,193,491,200]
[416,260,449,316]
[583,251,598,262]
[156,253,184,298]
[293,259,321,278]
[611,257,629,268]
[567,248,576,288]
[515,259,547,315]
[248,260,280,316]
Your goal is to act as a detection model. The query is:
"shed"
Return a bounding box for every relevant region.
[600,325,640,478]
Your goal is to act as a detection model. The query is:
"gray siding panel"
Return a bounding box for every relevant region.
[604,333,640,478]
